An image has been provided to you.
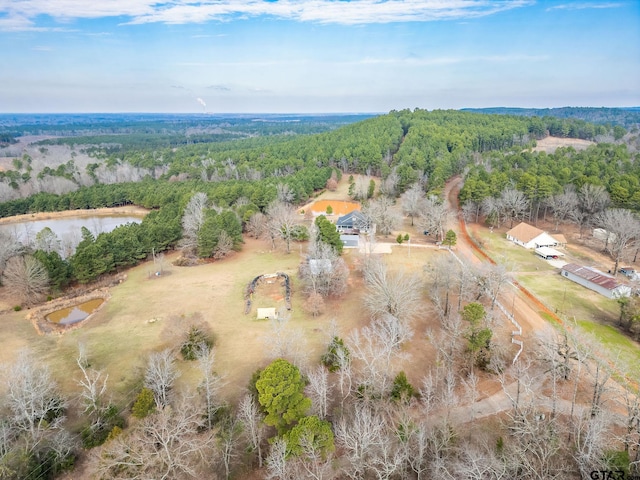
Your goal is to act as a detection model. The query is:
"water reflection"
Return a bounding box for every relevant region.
[0,214,143,257]
[46,298,104,325]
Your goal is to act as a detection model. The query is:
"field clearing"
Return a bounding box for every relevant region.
[306,199,361,216]
[532,136,595,153]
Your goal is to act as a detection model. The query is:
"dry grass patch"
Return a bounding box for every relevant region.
[0,238,371,406]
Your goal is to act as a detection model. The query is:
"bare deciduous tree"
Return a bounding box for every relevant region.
[379,168,399,197]
[216,414,243,480]
[477,263,510,311]
[264,313,308,368]
[96,396,214,480]
[352,176,371,201]
[76,344,110,435]
[246,211,267,239]
[363,257,423,323]
[181,192,208,253]
[335,404,385,479]
[425,254,458,320]
[213,229,234,260]
[238,394,266,468]
[305,365,332,420]
[2,254,49,305]
[266,201,299,254]
[299,240,349,299]
[569,183,611,237]
[505,410,569,480]
[418,195,449,241]
[572,411,613,479]
[401,183,425,226]
[348,315,412,396]
[35,226,61,254]
[497,187,529,228]
[265,437,292,480]
[450,437,509,479]
[363,196,401,236]
[145,349,181,409]
[303,292,326,317]
[276,183,295,204]
[3,350,66,443]
[547,186,579,231]
[0,231,22,279]
[580,183,610,219]
[197,344,225,430]
[597,208,640,274]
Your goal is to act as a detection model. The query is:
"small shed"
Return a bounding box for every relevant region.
[257,308,277,320]
[619,267,636,277]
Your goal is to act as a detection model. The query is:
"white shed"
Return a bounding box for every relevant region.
[257,308,277,320]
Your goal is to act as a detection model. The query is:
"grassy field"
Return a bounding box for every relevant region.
[470,225,620,323]
[0,237,379,408]
[469,221,639,379]
[576,320,640,376]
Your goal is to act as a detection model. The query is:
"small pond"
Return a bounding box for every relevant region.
[46,298,104,325]
[0,214,143,257]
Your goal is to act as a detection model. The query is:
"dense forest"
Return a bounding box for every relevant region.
[463,106,640,129]
[0,108,638,287]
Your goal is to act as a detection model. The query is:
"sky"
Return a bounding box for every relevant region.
[0,0,638,113]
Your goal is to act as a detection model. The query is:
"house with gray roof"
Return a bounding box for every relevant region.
[336,210,370,234]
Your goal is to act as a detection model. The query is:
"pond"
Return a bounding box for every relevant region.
[45,298,105,325]
[0,214,143,256]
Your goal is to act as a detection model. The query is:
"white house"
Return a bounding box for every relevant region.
[561,263,632,299]
[506,222,560,249]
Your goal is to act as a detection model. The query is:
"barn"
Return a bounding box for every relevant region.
[560,263,631,299]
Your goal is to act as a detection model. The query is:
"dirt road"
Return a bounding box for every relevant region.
[444,176,555,345]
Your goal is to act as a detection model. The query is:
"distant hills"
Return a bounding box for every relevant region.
[461,106,640,128]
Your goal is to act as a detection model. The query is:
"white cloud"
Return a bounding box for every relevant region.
[0,0,534,30]
[546,2,623,11]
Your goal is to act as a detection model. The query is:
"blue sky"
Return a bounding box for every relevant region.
[1,1,638,113]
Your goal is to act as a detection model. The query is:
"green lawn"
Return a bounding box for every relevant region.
[576,320,640,377]
[470,228,556,273]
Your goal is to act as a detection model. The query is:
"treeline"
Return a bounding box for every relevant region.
[0,165,333,218]
[463,106,640,129]
[460,143,640,212]
[1,109,627,203]
[91,109,614,193]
